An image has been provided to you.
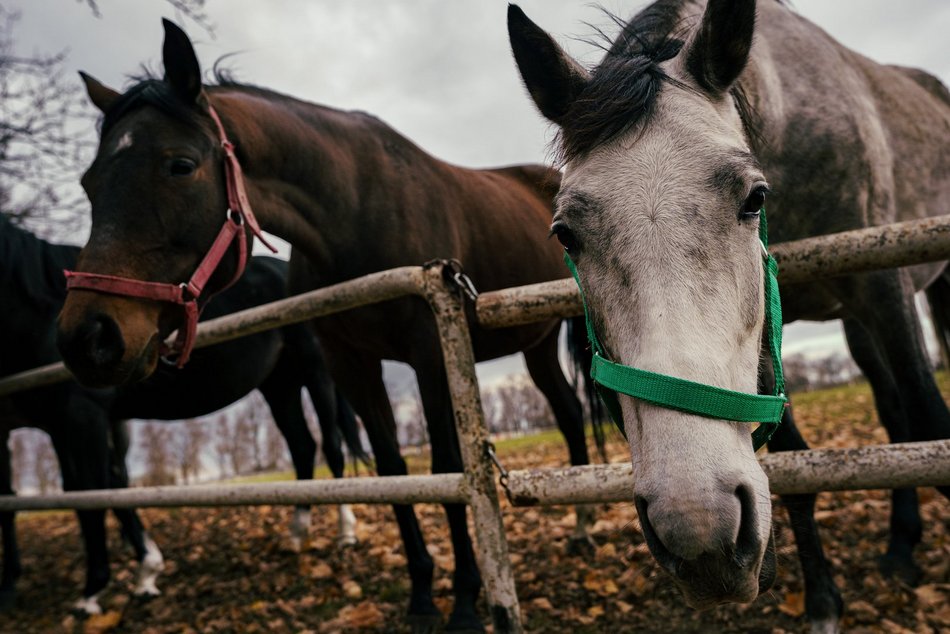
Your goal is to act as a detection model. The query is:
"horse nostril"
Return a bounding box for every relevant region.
[73,314,125,370]
[734,484,761,566]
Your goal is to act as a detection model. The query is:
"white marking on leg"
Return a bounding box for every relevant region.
[573,504,595,540]
[289,508,311,553]
[73,592,103,615]
[338,504,357,547]
[133,535,164,597]
[810,618,841,634]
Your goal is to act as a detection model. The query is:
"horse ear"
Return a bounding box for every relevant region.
[161,18,202,104]
[684,0,756,94]
[508,4,589,125]
[79,72,119,113]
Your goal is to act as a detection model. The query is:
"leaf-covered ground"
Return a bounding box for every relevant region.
[1,378,949,633]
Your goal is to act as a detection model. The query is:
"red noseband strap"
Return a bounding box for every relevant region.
[64,104,277,368]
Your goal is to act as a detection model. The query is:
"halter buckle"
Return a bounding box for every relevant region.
[178,282,198,302]
[227,208,245,226]
[759,240,770,261]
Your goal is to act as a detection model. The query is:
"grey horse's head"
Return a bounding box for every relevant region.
[509,0,776,607]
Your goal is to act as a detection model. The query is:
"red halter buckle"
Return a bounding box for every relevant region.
[64,104,277,368]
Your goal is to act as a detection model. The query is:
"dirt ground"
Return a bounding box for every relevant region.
[1,380,948,633]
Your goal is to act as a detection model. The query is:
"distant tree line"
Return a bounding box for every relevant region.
[10,391,299,493]
[3,349,923,491]
[782,352,863,393]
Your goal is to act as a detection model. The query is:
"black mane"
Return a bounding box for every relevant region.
[100,66,249,137]
[558,0,691,162]
[101,77,202,137]
[0,213,79,308]
[559,0,766,161]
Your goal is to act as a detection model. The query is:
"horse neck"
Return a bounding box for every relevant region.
[0,216,76,310]
[211,90,448,282]
[740,1,950,246]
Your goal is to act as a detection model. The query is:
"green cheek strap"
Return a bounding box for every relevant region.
[564,210,786,451]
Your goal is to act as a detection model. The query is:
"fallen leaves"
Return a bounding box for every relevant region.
[777,591,805,618]
[82,611,122,634]
[3,378,950,633]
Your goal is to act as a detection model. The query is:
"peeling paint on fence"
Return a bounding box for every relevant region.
[476,213,950,328]
[504,440,950,505]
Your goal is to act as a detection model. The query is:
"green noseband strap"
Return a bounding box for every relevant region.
[565,209,786,451]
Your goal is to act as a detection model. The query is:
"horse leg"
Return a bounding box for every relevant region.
[523,330,595,553]
[837,269,950,481]
[108,420,163,597]
[51,418,110,615]
[321,342,439,630]
[414,357,483,633]
[298,354,360,547]
[0,430,21,609]
[843,317,924,584]
[768,405,843,633]
[259,368,319,553]
[331,392,360,546]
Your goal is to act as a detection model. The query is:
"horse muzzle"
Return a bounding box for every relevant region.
[634,468,775,608]
[57,291,162,387]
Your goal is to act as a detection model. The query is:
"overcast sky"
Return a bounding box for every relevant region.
[9,1,950,174]
[7,0,949,381]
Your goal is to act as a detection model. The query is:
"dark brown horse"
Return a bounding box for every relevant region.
[509,0,949,631]
[55,19,593,632]
[0,209,366,613]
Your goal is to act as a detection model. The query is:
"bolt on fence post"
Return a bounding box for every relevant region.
[422,263,523,634]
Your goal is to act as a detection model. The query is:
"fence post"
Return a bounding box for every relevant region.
[422,263,523,633]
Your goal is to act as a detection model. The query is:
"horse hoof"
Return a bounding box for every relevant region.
[338,535,358,549]
[878,554,922,586]
[72,594,103,616]
[808,617,841,634]
[407,613,443,634]
[133,585,161,599]
[445,612,485,633]
[566,534,596,556]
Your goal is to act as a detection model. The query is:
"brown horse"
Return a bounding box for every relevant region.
[56,19,592,632]
[509,0,949,631]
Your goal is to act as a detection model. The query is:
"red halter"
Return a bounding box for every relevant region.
[64,105,276,368]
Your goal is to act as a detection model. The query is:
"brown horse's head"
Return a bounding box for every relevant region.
[57,20,246,387]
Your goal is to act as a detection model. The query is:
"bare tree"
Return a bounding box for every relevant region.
[393,395,426,447]
[261,419,288,472]
[174,419,207,484]
[782,353,813,393]
[138,422,176,486]
[482,381,554,435]
[0,7,94,236]
[78,0,214,35]
[9,430,29,493]
[232,415,257,474]
[243,392,275,472]
[34,432,60,494]
[0,1,214,239]
[214,411,254,477]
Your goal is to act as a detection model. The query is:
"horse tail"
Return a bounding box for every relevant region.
[566,316,609,463]
[925,266,950,370]
[333,388,371,468]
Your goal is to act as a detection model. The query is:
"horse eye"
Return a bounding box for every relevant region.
[740,186,769,220]
[169,158,197,177]
[551,223,579,254]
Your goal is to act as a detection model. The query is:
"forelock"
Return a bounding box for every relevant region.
[557,0,694,163]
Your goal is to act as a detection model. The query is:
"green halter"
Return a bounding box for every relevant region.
[565,210,786,451]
